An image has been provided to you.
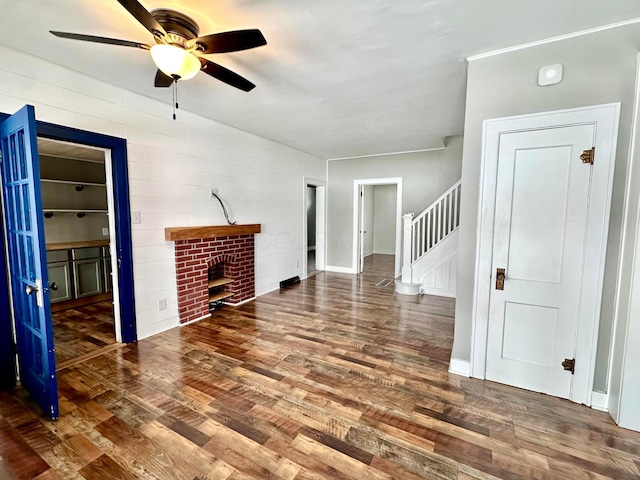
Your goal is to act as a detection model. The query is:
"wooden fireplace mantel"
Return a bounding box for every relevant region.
[165,224,261,241]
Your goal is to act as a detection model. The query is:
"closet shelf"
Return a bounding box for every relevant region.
[41,179,106,187]
[209,291,234,303]
[43,209,108,213]
[208,277,235,288]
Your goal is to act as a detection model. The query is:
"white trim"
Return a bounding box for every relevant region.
[102,148,122,343]
[328,146,445,161]
[325,265,357,274]
[467,17,640,62]
[225,297,256,307]
[608,53,640,416]
[352,178,403,278]
[470,103,620,406]
[591,391,609,412]
[179,313,211,327]
[449,358,471,377]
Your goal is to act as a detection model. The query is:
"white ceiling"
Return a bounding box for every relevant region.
[2,1,640,159]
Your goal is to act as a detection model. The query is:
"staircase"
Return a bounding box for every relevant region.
[395,180,461,297]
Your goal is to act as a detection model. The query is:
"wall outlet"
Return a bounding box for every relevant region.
[210,187,218,198]
[295,261,299,268]
[158,298,167,311]
[131,211,141,224]
[102,227,109,236]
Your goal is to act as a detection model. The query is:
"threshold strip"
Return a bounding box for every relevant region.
[56,343,125,372]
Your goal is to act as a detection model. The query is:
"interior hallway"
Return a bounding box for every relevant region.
[1,271,640,479]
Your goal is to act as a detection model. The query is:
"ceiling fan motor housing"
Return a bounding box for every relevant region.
[151,9,199,45]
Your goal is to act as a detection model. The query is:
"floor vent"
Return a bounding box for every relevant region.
[280,276,301,289]
[376,278,394,287]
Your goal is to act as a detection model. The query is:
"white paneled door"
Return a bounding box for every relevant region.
[486,125,594,399]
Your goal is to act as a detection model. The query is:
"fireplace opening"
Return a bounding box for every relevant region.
[208,261,234,311]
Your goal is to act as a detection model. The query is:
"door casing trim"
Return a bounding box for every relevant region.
[470,103,620,405]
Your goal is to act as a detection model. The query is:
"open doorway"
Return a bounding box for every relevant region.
[353,177,402,278]
[38,138,120,368]
[359,184,398,278]
[303,178,326,278]
[0,105,136,418]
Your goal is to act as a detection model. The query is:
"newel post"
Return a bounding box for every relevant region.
[401,213,414,283]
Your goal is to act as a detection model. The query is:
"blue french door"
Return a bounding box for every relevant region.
[0,105,58,419]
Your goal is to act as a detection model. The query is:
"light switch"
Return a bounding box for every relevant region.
[131,211,141,224]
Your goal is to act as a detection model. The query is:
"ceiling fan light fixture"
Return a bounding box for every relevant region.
[150,44,200,80]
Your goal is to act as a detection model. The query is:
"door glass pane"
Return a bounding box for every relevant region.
[17,130,27,180]
[9,134,18,181]
[19,234,27,279]
[22,183,30,231]
[26,236,36,282]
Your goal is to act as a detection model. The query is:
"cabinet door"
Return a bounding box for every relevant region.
[73,258,103,298]
[47,262,72,303]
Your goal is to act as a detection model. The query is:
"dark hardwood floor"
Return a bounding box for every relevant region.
[52,301,116,366]
[2,264,640,479]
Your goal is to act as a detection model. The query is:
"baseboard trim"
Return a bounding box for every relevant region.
[225,296,256,307]
[420,287,456,298]
[449,358,471,377]
[591,391,609,412]
[179,313,212,327]
[325,265,356,274]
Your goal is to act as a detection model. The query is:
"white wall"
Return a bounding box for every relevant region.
[327,136,463,269]
[372,184,397,255]
[0,46,326,339]
[455,24,639,393]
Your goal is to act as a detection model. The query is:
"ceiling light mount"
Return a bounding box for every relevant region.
[151,9,200,41]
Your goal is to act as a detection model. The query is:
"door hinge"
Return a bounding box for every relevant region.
[562,358,575,374]
[580,147,595,165]
[13,342,18,355]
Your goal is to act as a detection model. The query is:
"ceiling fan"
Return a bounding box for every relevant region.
[50,0,266,92]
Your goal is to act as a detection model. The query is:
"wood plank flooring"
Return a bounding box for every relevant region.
[2,263,640,479]
[52,301,116,365]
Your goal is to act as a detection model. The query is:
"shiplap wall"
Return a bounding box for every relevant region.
[0,46,326,339]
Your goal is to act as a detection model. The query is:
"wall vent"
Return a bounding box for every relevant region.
[280,276,300,289]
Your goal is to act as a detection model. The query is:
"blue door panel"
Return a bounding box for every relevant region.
[0,106,137,401]
[0,105,58,419]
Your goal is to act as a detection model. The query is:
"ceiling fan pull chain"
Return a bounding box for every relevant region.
[172,80,177,120]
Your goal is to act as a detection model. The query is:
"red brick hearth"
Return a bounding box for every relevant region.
[166,225,260,324]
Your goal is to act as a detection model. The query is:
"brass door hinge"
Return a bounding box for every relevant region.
[581,147,595,165]
[495,268,505,290]
[562,358,575,374]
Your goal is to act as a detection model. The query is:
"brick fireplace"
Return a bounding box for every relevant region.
[165,225,261,324]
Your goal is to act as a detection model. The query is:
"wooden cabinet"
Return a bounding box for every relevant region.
[47,262,72,303]
[46,243,112,308]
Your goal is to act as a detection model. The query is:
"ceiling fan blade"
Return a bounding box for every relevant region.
[154,69,174,88]
[189,29,266,54]
[50,31,151,49]
[199,59,256,92]
[116,0,167,39]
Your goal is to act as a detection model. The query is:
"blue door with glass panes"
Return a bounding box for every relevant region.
[0,105,58,419]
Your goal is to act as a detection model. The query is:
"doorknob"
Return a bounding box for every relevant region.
[496,268,506,290]
[49,282,58,291]
[25,284,39,295]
